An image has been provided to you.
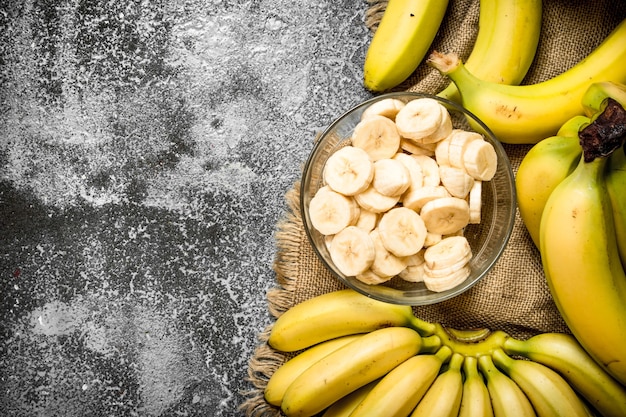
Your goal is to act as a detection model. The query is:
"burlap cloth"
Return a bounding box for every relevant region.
[241,1,626,415]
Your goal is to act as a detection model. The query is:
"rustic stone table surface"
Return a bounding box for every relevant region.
[0,1,373,415]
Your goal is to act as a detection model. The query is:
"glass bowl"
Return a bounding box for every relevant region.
[300,92,516,305]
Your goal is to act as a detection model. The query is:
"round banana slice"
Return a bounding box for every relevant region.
[403,185,450,213]
[423,254,471,278]
[361,98,406,121]
[392,152,424,191]
[355,209,379,232]
[372,158,411,197]
[447,130,483,169]
[395,98,446,141]
[463,139,498,181]
[377,207,427,257]
[423,264,471,292]
[398,250,426,283]
[423,236,472,270]
[420,196,470,235]
[351,115,401,161]
[468,180,482,224]
[323,146,374,196]
[412,155,441,187]
[439,165,475,199]
[354,185,400,213]
[400,138,435,157]
[309,186,360,235]
[434,134,453,166]
[423,232,443,247]
[412,112,453,144]
[329,226,376,276]
[369,229,409,278]
[356,269,392,285]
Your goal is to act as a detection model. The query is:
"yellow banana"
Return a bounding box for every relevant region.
[426,18,626,144]
[556,114,591,138]
[350,345,451,417]
[438,0,542,103]
[321,379,379,417]
[581,81,626,117]
[478,354,536,417]
[268,288,435,352]
[410,353,464,417]
[491,348,589,417]
[264,334,362,406]
[515,120,585,248]
[363,0,449,92]
[540,100,626,385]
[606,140,626,271]
[459,356,494,417]
[503,332,626,417]
[281,326,423,417]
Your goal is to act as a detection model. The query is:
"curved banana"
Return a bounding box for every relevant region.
[491,348,589,417]
[556,114,592,138]
[363,0,449,92]
[503,333,626,417]
[281,326,423,417]
[581,81,626,117]
[478,354,536,417]
[426,18,626,144]
[516,132,583,248]
[264,334,362,406]
[268,288,435,352]
[459,356,494,417]
[350,345,451,417]
[540,103,626,385]
[437,0,542,102]
[410,353,464,417]
[606,144,626,271]
[321,379,379,417]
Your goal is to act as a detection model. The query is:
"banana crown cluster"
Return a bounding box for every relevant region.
[309,97,497,292]
[517,86,626,389]
[264,289,626,417]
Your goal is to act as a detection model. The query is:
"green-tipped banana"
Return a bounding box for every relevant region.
[350,345,451,417]
[264,334,362,406]
[410,353,464,417]
[582,81,626,117]
[438,0,542,102]
[478,355,536,417]
[516,126,585,248]
[606,144,626,271]
[459,356,494,417]
[492,348,589,417]
[281,326,423,417]
[426,18,626,144]
[540,101,626,385]
[503,333,626,417]
[363,0,449,92]
[268,288,435,352]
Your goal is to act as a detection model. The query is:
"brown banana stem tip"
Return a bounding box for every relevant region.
[579,98,626,162]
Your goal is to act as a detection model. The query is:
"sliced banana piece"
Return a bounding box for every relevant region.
[355,209,379,232]
[351,115,401,161]
[309,186,360,235]
[369,229,409,279]
[403,185,450,213]
[329,226,376,276]
[468,180,482,224]
[372,158,411,197]
[398,250,426,283]
[447,130,483,169]
[423,264,471,292]
[423,236,472,270]
[355,269,392,285]
[323,146,374,196]
[395,98,447,142]
[411,112,453,145]
[434,134,452,166]
[400,138,435,157]
[412,155,440,187]
[361,98,406,121]
[377,207,427,257]
[354,185,400,213]
[439,165,474,199]
[420,196,470,235]
[463,139,498,181]
[423,232,443,248]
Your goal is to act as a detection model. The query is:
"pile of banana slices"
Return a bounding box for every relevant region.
[308,97,498,291]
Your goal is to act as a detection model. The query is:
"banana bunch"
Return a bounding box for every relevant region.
[264,289,626,417]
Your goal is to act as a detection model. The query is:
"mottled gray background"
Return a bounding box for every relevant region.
[0,1,372,416]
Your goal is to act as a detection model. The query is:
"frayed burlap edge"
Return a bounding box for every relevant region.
[364,0,387,32]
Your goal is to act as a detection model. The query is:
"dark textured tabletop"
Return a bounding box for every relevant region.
[0,1,373,415]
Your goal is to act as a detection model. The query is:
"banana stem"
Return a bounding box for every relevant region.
[420,335,442,354]
[431,323,511,357]
[409,315,438,336]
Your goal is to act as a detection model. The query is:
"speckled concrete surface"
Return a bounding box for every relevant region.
[0,1,373,415]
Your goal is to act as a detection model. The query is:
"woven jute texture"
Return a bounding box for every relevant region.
[241,1,626,415]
